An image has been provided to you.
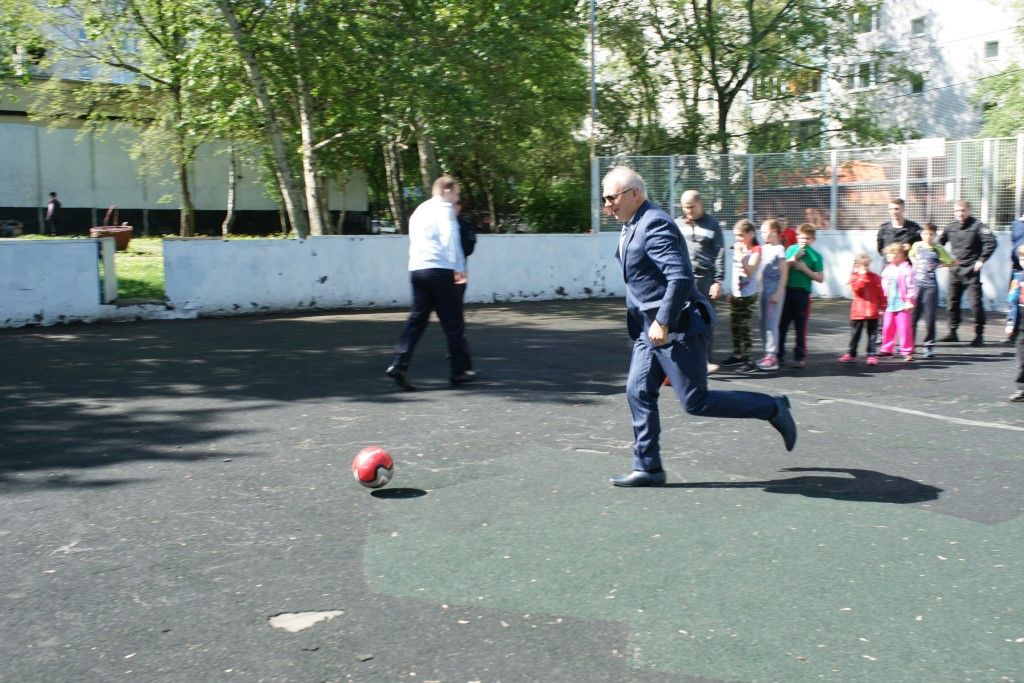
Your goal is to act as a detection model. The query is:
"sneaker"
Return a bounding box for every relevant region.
[757,355,779,371]
[791,359,806,368]
[736,360,758,373]
[1010,389,1024,402]
[877,351,894,357]
[903,354,914,362]
[707,362,720,375]
[719,355,745,367]
[939,331,959,343]
[865,355,878,366]
[970,335,984,347]
[837,353,855,363]
[922,347,935,359]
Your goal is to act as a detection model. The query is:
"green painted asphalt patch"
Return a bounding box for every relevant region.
[365,448,1022,681]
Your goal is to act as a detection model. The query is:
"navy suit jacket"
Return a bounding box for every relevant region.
[615,200,714,341]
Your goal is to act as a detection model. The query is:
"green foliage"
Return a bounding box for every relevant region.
[975,64,1024,137]
[518,177,591,234]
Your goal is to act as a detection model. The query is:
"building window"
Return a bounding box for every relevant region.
[846,62,874,90]
[911,17,925,35]
[855,6,877,33]
[753,70,821,100]
[909,73,924,94]
[985,41,999,59]
[790,70,822,96]
[790,119,821,150]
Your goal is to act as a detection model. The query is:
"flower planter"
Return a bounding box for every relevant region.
[90,226,133,251]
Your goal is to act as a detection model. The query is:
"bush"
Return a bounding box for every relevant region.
[519,177,591,233]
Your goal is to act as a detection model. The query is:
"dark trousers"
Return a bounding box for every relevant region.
[848,318,878,356]
[626,326,777,472]
[391,268,472,378]
[1016,309,1024,387]
[778,288,811,362]
[913,286,938,347]
[947,269,985,335]
[694,273,717,361]
[729,293,759,359]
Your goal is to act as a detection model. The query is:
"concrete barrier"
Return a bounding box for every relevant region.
[0,230,1015,328]
[162,233,627,317]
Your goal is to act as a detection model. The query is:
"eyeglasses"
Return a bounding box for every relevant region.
[602,188,635,204]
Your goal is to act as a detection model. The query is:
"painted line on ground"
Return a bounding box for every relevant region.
[725,380,1024,432]
[822,396,1024,432]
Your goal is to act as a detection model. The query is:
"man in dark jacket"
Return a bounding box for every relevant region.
[603,165,796,487]
[876,198,922,255]
[677,190,725,372]
[939,200,997,345]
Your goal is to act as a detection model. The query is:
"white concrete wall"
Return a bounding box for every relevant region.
[0,240,104,325]
[1,231,1014,328]
[162,233,627,317]
[809,230,1013,310]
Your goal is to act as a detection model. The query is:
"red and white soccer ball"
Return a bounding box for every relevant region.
[352,446,394,489]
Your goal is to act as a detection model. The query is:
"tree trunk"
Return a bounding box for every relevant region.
[278,204,289,234]
[415,119,440,194]
[295,36,326,236]
[382,135,406,233]
[222,143,237,237]
[485,184,498,233]
[215,0,309,238]
[178,160,196,237]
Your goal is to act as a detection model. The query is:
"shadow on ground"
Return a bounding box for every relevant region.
[669,467,943,504]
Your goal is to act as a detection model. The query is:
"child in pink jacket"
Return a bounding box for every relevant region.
[879,242,917,361]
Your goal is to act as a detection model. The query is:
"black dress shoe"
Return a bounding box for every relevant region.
[939,331,959,343]
[385,365,416,391]
[450,369,479,386]
[769,395,797,451]
[970,335,984,347]
[610,470,666,487]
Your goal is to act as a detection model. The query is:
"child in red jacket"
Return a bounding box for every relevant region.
[839,253,887,365]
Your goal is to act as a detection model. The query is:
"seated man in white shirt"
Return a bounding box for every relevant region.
[386,175,477,390]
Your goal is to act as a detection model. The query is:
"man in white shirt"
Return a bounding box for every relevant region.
[386,175,476,390]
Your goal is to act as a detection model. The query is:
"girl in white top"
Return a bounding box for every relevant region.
[756,219,789,371]
[722,219,762,371]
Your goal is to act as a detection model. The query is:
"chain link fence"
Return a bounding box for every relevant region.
[595,136,1024,233]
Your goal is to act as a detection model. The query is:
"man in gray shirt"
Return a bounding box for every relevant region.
[677,190,725,372]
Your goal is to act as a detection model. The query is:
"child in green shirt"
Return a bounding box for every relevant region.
[778,223,825,368]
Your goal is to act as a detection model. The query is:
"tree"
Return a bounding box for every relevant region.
[15,0,223,236]
[597,0,905,156]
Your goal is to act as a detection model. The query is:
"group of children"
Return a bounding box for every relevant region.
[718,220,823,372]
[838,223,955,363]
[717,219,1018,370]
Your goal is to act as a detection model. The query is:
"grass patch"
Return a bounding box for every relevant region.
[114,238,165,299]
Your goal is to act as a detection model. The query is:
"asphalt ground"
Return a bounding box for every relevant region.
[1,297,1022,682]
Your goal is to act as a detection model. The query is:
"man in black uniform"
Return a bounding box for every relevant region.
[876,198,922,255]
[939,200,997,346]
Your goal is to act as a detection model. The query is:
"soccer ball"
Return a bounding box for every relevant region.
[352,446,394,489]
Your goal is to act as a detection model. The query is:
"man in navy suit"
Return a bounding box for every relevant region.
[604,166,797,487]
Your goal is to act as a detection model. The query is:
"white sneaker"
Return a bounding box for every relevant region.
[707,362,720,375]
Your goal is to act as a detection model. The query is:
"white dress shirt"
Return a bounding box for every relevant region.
[407,196,466,272]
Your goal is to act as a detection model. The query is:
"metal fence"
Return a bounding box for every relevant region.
[594,136,1024,233]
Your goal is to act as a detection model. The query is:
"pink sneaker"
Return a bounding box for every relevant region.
[757,354,779,371]
[837,353,854,363]
[866,355,878,366]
